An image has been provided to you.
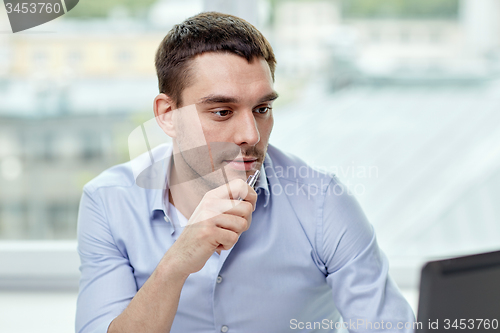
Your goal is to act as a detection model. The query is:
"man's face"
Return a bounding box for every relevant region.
[172,52,277,188]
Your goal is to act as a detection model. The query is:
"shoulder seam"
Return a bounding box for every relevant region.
[316,177,336,270]
[84,181,136,195]
[92,187,128,259]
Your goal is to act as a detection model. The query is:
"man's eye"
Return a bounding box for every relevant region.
[213,110,232,117]
[255,107,271,114]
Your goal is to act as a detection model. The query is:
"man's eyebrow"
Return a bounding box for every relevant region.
[198,95,239,104]
[258,91,279,104]
[197,91,279,105]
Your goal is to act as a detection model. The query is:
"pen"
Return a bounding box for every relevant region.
[238,169,260,201]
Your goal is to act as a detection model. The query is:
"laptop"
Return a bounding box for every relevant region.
[416,250,500,332]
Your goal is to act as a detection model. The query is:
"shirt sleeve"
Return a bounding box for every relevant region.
[321,177,415,333]
[75,187,138,333]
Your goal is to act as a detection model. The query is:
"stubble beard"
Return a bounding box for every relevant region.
[172,141,266,194]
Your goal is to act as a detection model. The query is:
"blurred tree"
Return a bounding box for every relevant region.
[65,0,157,18]
[341,0,459,19]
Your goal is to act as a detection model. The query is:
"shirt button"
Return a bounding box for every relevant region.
[221,325,229,332]
[164,216,169,222]
[216,275,223,284]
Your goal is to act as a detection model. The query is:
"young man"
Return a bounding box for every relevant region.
[76,12,415,333]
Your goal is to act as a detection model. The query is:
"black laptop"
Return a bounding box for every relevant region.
[416,250,500,332]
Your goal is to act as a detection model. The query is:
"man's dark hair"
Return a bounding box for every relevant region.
[155,12,276,107]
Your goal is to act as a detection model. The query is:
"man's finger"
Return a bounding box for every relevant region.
[214,227,240,251]
[214,214,250,234]
[222,200,254,217]
[207,178,257,203]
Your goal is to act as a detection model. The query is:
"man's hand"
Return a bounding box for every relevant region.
[108,178,256,333]
[162,178,257,277]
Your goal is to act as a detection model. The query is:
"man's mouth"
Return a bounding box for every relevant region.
[223,157,258,171]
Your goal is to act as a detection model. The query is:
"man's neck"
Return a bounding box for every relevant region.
[168,161,207,220]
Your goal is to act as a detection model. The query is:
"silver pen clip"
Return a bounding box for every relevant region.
[238,169,260,201]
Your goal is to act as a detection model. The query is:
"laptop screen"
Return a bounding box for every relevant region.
[416,250,500,332]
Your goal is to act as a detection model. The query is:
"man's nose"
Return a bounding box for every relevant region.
[233,111,260,146]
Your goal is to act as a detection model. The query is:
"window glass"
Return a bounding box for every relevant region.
[1,0,499,266]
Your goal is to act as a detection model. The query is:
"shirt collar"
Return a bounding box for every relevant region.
[255,154,271,208]
[147,144,172,215]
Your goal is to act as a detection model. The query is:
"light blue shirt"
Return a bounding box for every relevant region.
[76,143,415,333]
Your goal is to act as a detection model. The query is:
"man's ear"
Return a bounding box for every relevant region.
[154,93,176,138]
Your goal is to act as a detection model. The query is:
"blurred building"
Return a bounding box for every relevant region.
[273,0,341,76]
[342,0,500,82]
[271,0,500,87]
[0,114,137,239]
[6,23,162,79]
[0,19,166,239]
[343,19,464,79]
[461,0,500,59]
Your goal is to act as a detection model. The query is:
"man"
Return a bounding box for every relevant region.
[76,12,415,333]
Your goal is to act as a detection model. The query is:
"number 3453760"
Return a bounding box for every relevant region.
[5,2,62,14]
[443,319,499,330]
